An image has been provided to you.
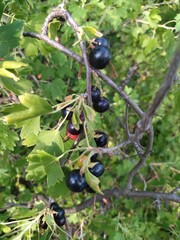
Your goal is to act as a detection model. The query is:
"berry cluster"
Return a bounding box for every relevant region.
[40,202,66,230]
[66,131,107,193]
[89,36,111,69]
[50,202,66,227]
[91,85,110,113]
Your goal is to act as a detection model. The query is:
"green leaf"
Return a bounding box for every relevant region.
[34,129,64,154]
[0,20,24,57]
[0,61,27,69]
[0,68,19,81]
[0,2,4,19]
[0,78,33,95]
[82,26,103,38]
[20,117,41,147]
[82,103,96,122]
[142,38,158,55]
[26,150,64,187]
[47,181,70,198]
[175,13,180,32]
[4,93,52,125]
[0,120,18,153]
[48,20,61,40]
[85,167,103,194]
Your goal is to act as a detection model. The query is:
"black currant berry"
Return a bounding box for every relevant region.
[91,153,98,162]
[66,169,87,192]
[61,105,73,120]
[50,202,60,212]
[91,86,101,102]
[89,161,104,177]
[89,46,111,69]
[86,185,95,193]
[92,36,110,49]
[93,97,110,113]
[94,131,108,147]
[54,216,66,227]
[54,208,65,220]
[66,121,83,135]
[50,202,65,219]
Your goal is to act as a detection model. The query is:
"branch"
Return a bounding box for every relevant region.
[125,126,154,191]
[23,5,144,119]
[120,64,138,89]
[65,187,180,214]
[41,6,92,106]
[137,39,180,131]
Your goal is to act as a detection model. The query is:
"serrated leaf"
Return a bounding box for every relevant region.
[20,117,41,147]
[0,120,18,153]
[0,68,19,81]
[34,129,64,154]
[4,93,52,125]
[26,150,64,187]
[85,167,103,194]
[0,61,27,69]
[0,20,24,57]
[47,180,70,198]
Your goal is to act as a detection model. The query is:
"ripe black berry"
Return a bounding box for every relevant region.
[92,36,110,49]
[89,46,111,69]
[89,161,104,177]
[91,153,98,162]
[50,202,66,227]
[91,86,101,102]
[61,105,73,120]
[66,169,87,192]
[50,202,65,220]
[54,216,66,227]
[66,121,83,135]
[93,97,110,113]
[50,202,60,212]
[94,131,108,147]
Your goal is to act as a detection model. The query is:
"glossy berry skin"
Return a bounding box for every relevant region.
[91,153,98,162]
[92,36,110,49]
[89,161,104,177]
[54,208,65,220]
[54,216,66,227]
[89,46,111,69]
[66,169,87,192]
[50,202,60,212]
[50,202,65,220]
[91,86,101,102]
[93,97,110,113]
[94,131,108,147]
[66,121,83,135]
[61,105,73,120]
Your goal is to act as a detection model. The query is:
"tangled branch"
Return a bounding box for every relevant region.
[23,4,180,210]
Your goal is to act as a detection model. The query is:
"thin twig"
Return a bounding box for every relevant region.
[120,64,138,89]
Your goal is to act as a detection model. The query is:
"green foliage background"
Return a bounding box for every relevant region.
[0,0,179,239]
